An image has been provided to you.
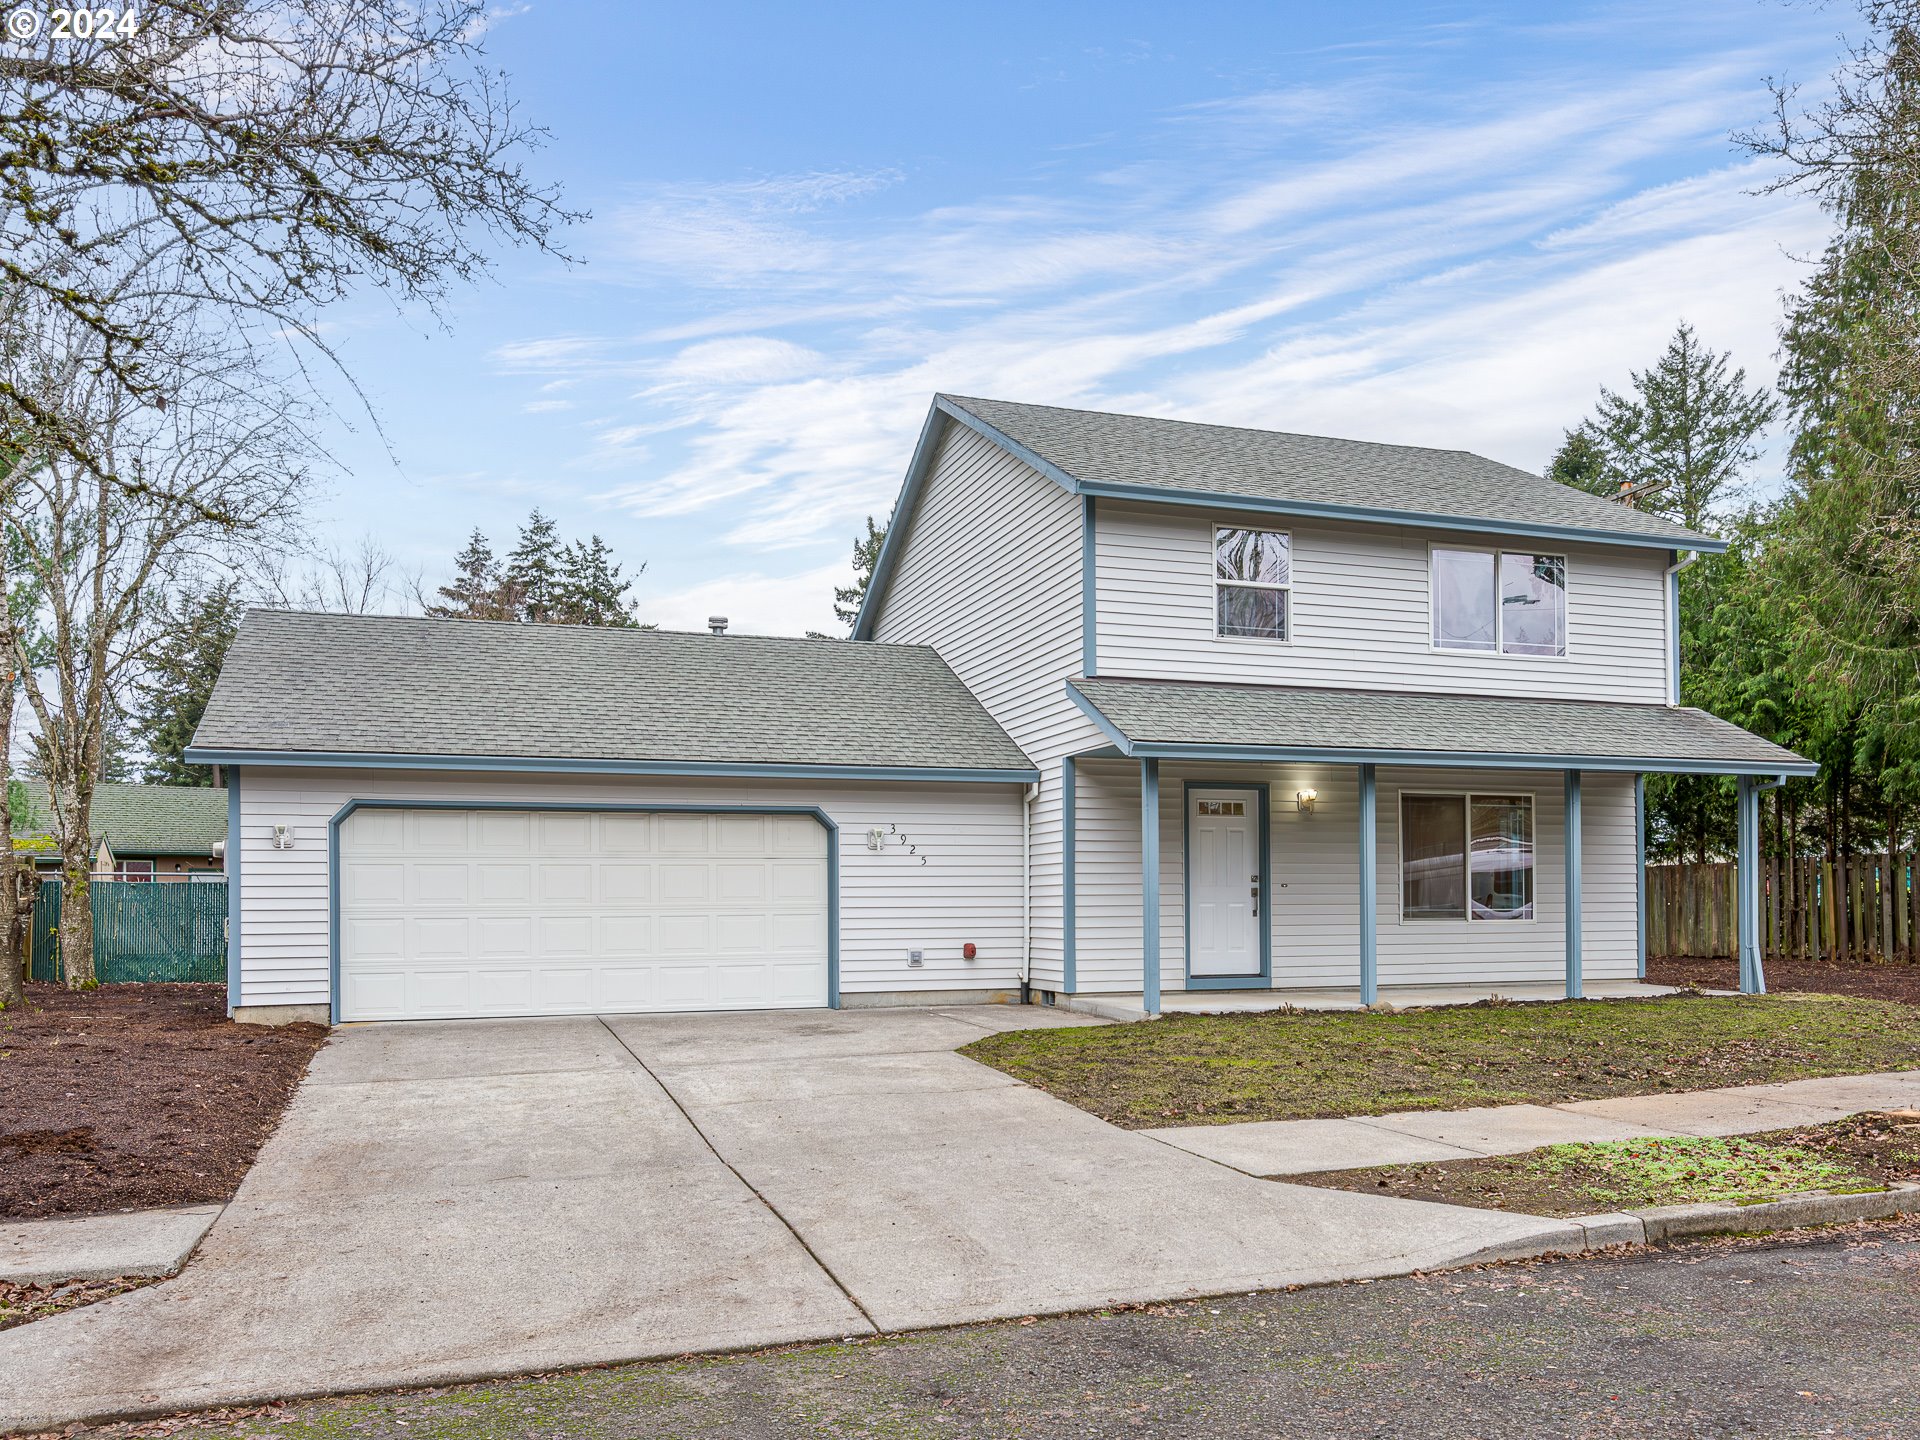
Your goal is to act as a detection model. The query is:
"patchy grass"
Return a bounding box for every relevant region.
[1295,1112,1920,1218]
[960,994,1920,1128]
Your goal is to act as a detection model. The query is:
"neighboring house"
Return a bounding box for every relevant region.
[18,781,229,880]
[187,395,1811,1026]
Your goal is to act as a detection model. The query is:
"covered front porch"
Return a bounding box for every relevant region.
[1060,679,1818,1016]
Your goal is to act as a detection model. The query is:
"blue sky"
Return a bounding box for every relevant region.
[310,0,1841,633]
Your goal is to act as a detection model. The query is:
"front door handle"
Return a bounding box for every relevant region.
[1251,874,1260,918]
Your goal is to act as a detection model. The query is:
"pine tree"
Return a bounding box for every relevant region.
[833,515,889,630]
[506,510,563,622]
[1582,323,1777,531]
[554,535,640,627]
[1545,426,1617,499]
[133,583,245,786]
[427,529,514,620]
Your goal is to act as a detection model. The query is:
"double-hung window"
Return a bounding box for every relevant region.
[1431,547,1566,657]
[1401,793,1534,921]
[1215,527,1291,640]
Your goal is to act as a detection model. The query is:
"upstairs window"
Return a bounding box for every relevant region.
[1432,547,1566,657]
[1215,527,1291,640]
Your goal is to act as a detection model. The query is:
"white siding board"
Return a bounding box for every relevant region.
[235,767,1025,1009]
[869,422,1100,989]
[1094,502,1669,703]
[1070,760,1639,993]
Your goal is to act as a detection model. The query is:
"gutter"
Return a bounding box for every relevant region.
[1020,781,1038,1002]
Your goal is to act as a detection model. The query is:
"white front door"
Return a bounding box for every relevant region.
[1189,788,1262,979]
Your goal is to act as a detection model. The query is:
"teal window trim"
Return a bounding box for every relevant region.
[1564,769,1583,1000]
[1061,755,1077,994]
[324,799,841,1025]
[186,748,1037,785]
[1180,780,1271,992]
[226,770,242,1016]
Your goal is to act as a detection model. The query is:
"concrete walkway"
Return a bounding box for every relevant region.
[0,1205,222,1286]
[1143,1071,1920,1176]
[0,1007,1581,1433]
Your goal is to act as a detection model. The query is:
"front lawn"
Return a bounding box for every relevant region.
[960,994,1920,1128]
[0,983,327,1219]
[1294,1111,1920,1218]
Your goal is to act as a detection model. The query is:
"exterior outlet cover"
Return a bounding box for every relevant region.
[908,950,924,966]
[866,828,886,852]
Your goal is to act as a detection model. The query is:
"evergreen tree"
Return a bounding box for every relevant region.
[506,509,563,622]
[1582,323,1777,531]
[427,529,514,620]
[833,515,889,631]
[1545,426,1617,498]
[554,535,640,626]
[132,582,245,786]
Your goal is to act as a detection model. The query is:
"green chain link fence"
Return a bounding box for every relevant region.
[30,877,228,984]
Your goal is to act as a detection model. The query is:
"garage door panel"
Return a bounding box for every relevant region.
[339,807,830,1020]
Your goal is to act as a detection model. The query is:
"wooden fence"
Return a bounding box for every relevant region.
[1646,856,1919,962]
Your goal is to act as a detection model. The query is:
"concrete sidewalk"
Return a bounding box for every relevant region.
[0,1205,223,1286]
[0,1006,1584,1434]
[1142,1071,1920,1176]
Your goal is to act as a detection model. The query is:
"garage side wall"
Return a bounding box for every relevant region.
[233,766,1026,1013]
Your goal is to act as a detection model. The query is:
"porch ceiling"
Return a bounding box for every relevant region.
[1066,677,1816,778]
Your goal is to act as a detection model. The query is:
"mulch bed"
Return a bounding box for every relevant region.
[1649,956,1920,1005]
[0,1275,156,1332]
[0,983,327,1221]
[1294,1111,1920,1217]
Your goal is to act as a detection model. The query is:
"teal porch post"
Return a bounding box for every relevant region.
[1634,773,1647,979]
[1358,762,1377,1006]
[1737,775,1766,994]
[1141,758,1161,1016]
[1564,770,1583,999]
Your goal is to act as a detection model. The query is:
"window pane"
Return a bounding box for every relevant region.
[1501,553,1566,657]
[1215,528,1290,583]
[1470,795,1534,920]
[1217,584,1287,639]
[1401,795,1466,919]
[1432,548,1496,651]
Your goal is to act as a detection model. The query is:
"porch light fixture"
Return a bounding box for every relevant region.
[1295,789,1317,816]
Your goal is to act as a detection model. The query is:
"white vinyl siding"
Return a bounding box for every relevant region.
[867,421,1100,990]
[1093,501,1669,703]
[1070,759,1637,993]
[233,767,1025,1010]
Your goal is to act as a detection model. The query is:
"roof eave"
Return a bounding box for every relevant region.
[184,745,1039,785]
[1063,683,1815,778]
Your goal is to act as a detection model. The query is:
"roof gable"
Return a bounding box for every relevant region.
[853,394,1719,639]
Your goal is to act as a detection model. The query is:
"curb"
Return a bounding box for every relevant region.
[1569,1181,1920,1248]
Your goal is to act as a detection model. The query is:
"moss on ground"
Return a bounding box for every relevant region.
[959,993,1920,1128]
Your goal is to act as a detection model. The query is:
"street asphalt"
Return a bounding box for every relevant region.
[43,1215,1920,1440]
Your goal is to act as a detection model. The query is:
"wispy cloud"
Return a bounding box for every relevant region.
[489,15,1836,608]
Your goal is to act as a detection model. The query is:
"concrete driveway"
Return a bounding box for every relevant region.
[0,1006,1573,1433]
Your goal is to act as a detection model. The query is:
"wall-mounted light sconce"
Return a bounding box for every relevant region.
[1295,788,1317,816]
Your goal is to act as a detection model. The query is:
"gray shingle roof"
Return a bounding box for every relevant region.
[18,781,227,856]
[188,611,1036,777]
[1069,678,1815,775]
[942,395,1716,550]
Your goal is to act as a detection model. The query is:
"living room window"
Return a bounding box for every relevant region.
[1215,526,1291,640]
[1431,547,1566,656]
[1400,792,1534,921]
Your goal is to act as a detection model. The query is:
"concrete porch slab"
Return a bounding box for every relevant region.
[0,1205,223,1286]
[1066,980,1693,1021]
[1140,1117,1484,1176]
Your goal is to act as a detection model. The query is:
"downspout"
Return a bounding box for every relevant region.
[1020,781,1038,1003]
[1664,550,1698,706]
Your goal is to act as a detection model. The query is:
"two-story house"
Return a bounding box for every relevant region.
[189,396,1811,1025]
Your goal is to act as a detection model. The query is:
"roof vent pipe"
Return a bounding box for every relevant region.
[708,615,729,636]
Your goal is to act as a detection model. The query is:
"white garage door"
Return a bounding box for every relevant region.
[338,807,830,1021]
